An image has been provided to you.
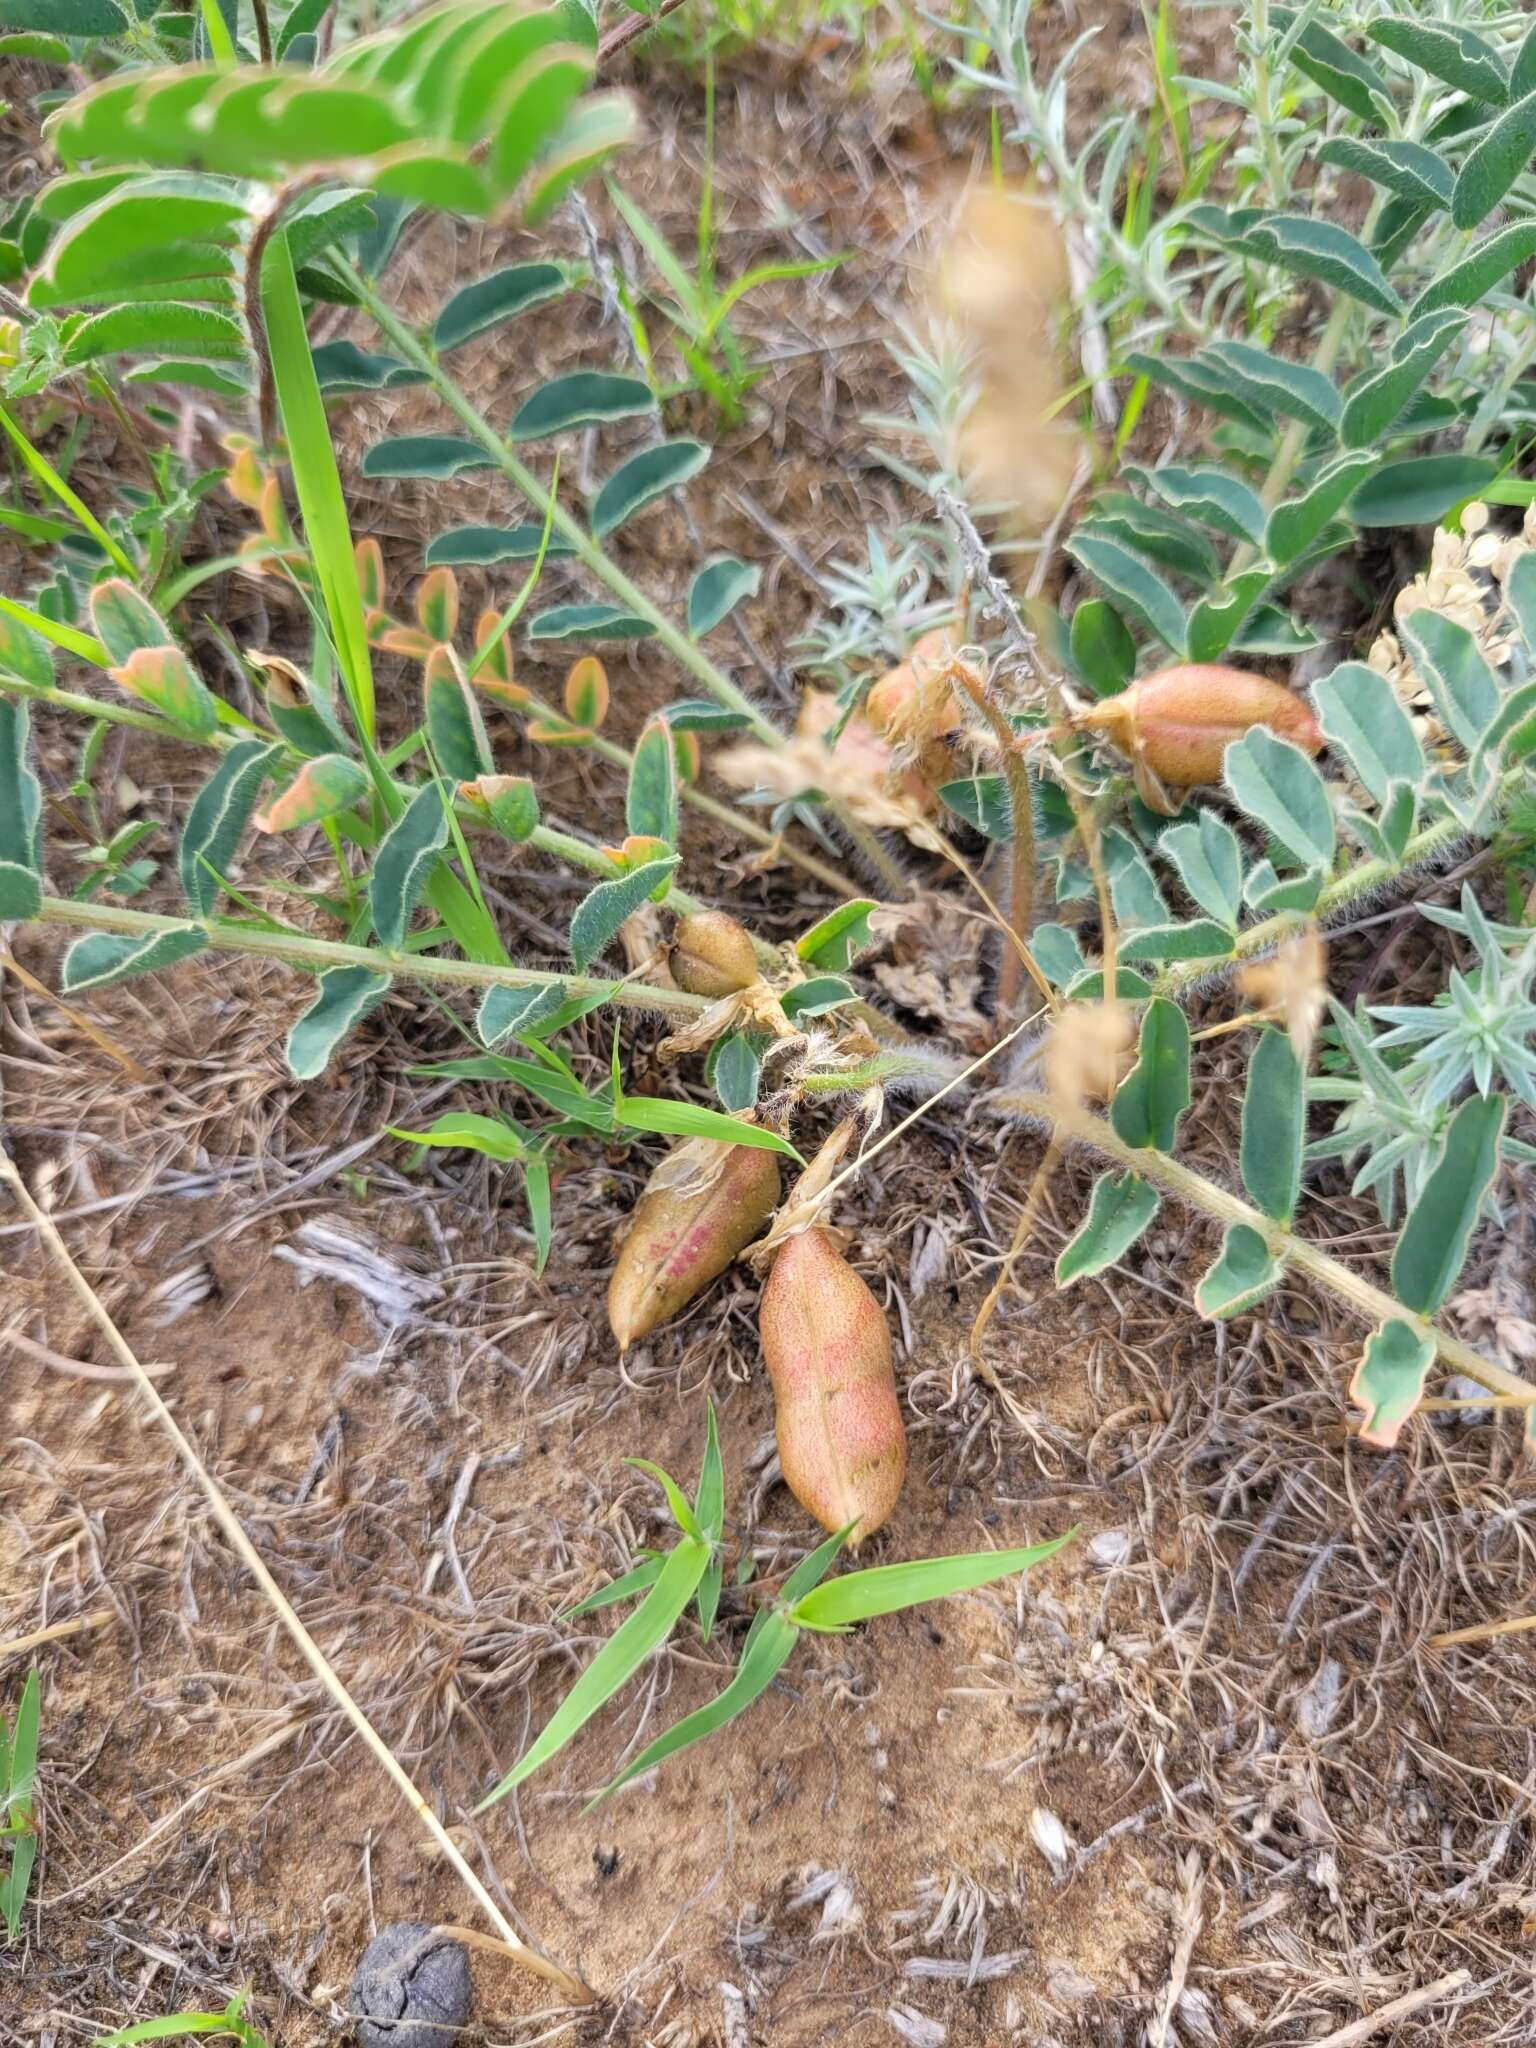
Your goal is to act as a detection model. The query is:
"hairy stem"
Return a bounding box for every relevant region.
[29,893,712,1016]
[0,673,749,928]
[1000,1087,1533,1406]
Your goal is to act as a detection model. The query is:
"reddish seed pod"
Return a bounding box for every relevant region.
[670,910,759,998]
[608,1143,780,1350]
[759,1228,906,1545]
[1076,663,1323,787]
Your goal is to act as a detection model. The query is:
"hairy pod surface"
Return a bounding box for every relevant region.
[607,1142,780,1349]
[759,1227,906,1544]
[1076,663,1323,786]
[670,910,759,997]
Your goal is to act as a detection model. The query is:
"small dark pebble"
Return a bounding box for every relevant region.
[593,1845,620,1879]
[349,1921,473,2048]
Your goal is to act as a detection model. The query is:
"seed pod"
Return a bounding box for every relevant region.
[671,910,758,997]
[608,1142,780,1349]
[1075,663,1323,787]
[760,1228,905,1545]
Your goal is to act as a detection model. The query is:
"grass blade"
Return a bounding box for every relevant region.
[563,1554,664,1619]
[475,1534,709,1807]
[588,1610,800,1807]
[0,405,135,577]
[788,1531,1077,1633]
[260,232,375,743]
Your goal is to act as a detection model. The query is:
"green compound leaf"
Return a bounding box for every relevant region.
[1117,919,1235,964]
[625,713,679,848]
[1265,452,1378,566]
[256,754,371,833]
[528,603,656,641]
[1126,464,1265,546]
[1198,341,1341,434]
[688,555,760,637]
[511,368,655,439]
[1065,532,1188,654]
[425,523,575,566]
[1068,597,1137,697]
[424,651,493,782]
[89,577,172,663]
[1124,347,1270,431]
[789,1530,1076,1633]
[61,922,208,994]
[476,981,569,1050]
[370,781,449,950]
[1111,997,1191,1153]
[108,644,220,736]
[434,260,568,350]
[1188,206,1401,317]
[779,974,856,1021]
[1349,453,1501,528]
[707,1030,762,1111]
[1338,312,1468,449]
[796,898,877,971]
[0,700,44,919]
[1315,137,1453,211]
[1241,1028,1304,1225]
[177,739,283,915]
[476,1531,710,1806]
[311,340,427,391]
[1244,860,1323,915]
[1408,221,1536,319]
[1395,610,1500,755]
[1194,1222,1283,1319]
[569,853,680,968]
[1056,1172,1160,1286]
[1031,922,1085,989]
[1391,1093,1506,1315]
[63,303,245,365]
[1186,568,1275,665]
[1366,16,1509,103]
[937,774,1012,840]
[1077,492,1220,585]
[1310,662,1424,805]
[1349,1319,1437,1450]
[1272,5,1393,120]
[0,608,54,688]
[361,435,493,480]
[1225,726,1336,872]
[591,439,710,538]
[1159,811,1243,928]
[286,964,390,1079]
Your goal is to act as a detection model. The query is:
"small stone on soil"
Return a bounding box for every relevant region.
[349,1921,472,2048]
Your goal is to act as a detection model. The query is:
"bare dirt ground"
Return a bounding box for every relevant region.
[6,13,1536,2048]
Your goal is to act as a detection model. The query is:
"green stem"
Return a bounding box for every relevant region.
[0,673,722,923]
[29,893,710,1016]
[351,272,912,899]
[1003,1087,1533,1407]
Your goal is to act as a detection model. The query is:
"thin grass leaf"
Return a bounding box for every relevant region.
[563,1554,665,1619]
[0,404,134,576]
[613,1091,803,1161]
[475,1532,710,1806]
[627,1458,704,1541]
[261,233,374,742]
[789,1531,1076,1632]
[590,1609,799,1807]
